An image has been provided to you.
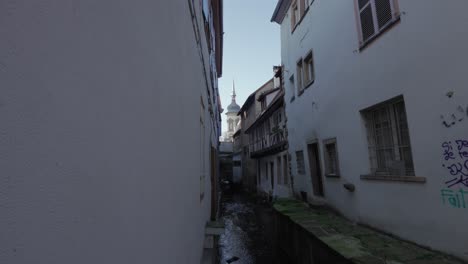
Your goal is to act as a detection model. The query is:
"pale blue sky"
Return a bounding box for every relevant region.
[219,0,280,133]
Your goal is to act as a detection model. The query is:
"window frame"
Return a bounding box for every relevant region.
[354,0,401,50]
[296,58,304,96]
[361,96,415,177]
[290,1,299,31]
[323,138,340,178]
[303,50,315,88]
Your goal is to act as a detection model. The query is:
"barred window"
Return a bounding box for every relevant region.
[356,0,399,46]
[363,97,414,176]
[296,150,306,175]
[323,138,340,177]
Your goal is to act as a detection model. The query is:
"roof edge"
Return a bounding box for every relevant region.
[271,0,292,24]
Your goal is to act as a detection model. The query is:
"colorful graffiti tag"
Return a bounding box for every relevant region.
[441,189,468,208]
[441,140,468,208]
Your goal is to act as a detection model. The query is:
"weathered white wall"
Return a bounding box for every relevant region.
[280,0,468,260]
[257,150,290,198]
[0,0,220,263]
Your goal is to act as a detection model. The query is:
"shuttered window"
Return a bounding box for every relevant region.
[356,0,399,45]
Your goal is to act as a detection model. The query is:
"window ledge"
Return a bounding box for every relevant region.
[325,174,340,178]
[360,174,426,183]
[304,80,314,90]
[359,15,401,52]
[298,89,304,97]
[290,96,295,103]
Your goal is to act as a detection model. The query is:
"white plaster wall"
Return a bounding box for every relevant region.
[0,0,219,263]
[257,151,291,198]
[280,0,468,260]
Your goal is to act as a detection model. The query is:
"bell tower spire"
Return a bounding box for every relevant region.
[231,80,236,102]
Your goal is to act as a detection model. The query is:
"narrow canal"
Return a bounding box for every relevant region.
[218,190,275,264]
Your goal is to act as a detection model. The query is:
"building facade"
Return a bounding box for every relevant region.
[0,0,223,263]
[232,129,243,185]
[245,69,292,198]
[272,0,468,260]
[238,78,277,191]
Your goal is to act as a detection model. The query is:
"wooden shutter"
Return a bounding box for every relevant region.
[375,0,393,29]
[359,0,375,42]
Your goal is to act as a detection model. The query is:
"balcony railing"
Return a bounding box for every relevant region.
[249,129,287,158]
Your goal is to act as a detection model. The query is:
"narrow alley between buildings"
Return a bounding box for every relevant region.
[218,189,274,264]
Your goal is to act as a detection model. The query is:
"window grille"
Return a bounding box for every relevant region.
[363,98,414,176]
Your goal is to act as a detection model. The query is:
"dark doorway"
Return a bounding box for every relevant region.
[307,143,324,197]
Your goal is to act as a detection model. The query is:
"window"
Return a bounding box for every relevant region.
[289,75,295,101]
[363,97,414,176]
[303,51,315,86]
[283,155,289,185]
[296,150,306,174]
[355,0,399,47]
[291,1,299,31]
[323,138,340,177]
[296,59,304,95]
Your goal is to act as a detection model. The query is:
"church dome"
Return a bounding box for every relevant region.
[226,80,240,114]
[226,101,240,113]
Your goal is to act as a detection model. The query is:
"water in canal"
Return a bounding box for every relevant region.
[219,190,275,264]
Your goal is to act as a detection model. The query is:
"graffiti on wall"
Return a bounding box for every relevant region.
[441,139,468,208]
[441,105,468,128]
[441,189,468,208]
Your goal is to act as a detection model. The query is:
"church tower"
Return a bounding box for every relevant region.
[224,81,241,142]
